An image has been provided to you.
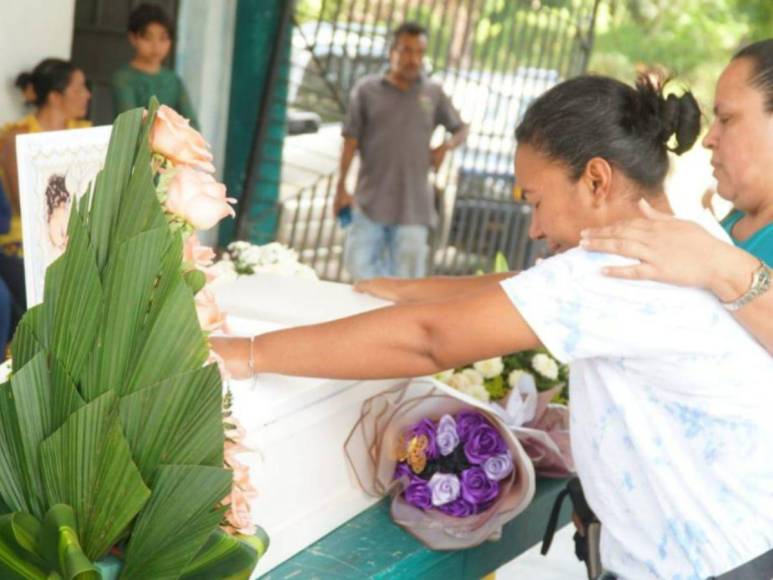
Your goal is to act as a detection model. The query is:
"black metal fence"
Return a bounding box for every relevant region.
[273,0,601,281]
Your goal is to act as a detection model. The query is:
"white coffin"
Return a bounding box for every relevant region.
[213,275,404,574]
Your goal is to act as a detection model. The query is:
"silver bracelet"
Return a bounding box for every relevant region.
[722,262,772,311]
[248,336,255,377]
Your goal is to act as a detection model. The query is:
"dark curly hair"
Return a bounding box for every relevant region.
[45,174,70,220]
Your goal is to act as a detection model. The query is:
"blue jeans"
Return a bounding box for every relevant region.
[344,208,429,280]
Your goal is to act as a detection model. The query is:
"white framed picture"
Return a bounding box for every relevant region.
[16,125,112,306]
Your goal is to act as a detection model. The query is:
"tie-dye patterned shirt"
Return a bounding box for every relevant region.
[500,245,773,579]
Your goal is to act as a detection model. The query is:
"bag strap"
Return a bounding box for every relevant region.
[541,487,571,555]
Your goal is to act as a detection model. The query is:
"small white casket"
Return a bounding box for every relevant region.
[213,274,404,574]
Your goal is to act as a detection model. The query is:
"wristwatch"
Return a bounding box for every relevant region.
[722,262,772,311]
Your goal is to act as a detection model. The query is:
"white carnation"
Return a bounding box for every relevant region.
[447,372,473,391]
[473,357,504,379]
[532,353,559,380]
[460,368,484,386]
[435,369,455,383]
[507,369,525,389]
[460,382,491,403]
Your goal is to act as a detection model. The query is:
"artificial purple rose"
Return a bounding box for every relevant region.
[403,481,433,510]
[437,498,477,517]
[455,411,485,441]
[483,453,514,482]
[394,461,415,481]
[428,472,460,506]
[464,423,507,465]
[436,414,460,456]
[460,467,500,504]
[409,418,438,459]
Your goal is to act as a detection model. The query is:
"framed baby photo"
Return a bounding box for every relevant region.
[16,125,112,306]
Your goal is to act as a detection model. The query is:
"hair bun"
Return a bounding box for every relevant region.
[660,91,701,155]
[15,72,33,89]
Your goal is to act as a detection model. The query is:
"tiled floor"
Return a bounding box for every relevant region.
[497,525,586,579]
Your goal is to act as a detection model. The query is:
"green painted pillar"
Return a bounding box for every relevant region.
[220,0,291,246]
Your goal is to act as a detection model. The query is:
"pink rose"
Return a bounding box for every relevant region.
[165,168,236,230]
[195,288,226,332]
[150,105,215,173]
[183,234,215,267]
[223,487,257,536]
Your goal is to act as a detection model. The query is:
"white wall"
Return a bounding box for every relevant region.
[0,1,76,126]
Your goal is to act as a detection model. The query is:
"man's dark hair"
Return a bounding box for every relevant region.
[733,38,773,113]
[391,22,427,49]
[516,75,701,191]
[128,3,175,39]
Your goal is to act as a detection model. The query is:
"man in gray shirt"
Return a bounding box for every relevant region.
[335,22,468,280]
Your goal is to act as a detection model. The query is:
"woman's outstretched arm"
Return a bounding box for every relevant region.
[211,283,540,380]
[353,272,515,303]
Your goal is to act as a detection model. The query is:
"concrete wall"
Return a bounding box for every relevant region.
[0,0,77,126]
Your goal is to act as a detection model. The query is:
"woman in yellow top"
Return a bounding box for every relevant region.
[0,58,92,255]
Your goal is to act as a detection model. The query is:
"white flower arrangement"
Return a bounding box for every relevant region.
[211,241,318,283]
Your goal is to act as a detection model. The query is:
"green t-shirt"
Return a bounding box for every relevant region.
[111,64,199,128]
[722,209,773,265]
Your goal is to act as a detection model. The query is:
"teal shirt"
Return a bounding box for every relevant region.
[722,209,773,265]
[111,64,199,128]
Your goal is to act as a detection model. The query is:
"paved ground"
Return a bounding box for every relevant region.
[498,524,586,579]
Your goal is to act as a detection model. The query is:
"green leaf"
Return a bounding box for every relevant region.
[80,227,168,402]
[44,208,103,391]
[181,528,268,580]
[9,353,54,518]
[183,269,207,295]
[119,365,224,483]
[123,276,208,395]
[10,305,47,372]
[0,512,46,579]
[120,465,232,580]
[493,252,510,274]
[40,392,150,561]
[0,382,30,514]
[39,505,99,580]
[89,108,144,271]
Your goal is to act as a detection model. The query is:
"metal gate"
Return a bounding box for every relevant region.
[271,0,601,281]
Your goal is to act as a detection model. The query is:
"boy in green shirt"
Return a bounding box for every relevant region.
[111,3,199,127]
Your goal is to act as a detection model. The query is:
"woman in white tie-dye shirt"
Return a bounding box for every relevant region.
[213,75,773,578]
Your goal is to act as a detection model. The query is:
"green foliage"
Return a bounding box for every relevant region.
[0,101,264,576]
[590,0,767,108]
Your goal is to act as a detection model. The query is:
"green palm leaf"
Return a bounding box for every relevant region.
[44,208,102,391]
[0,382,30,514]
[40,392,150,560]
[10,305,47,372]
[0,512,46,579]
[120,465,231,579]
[123,277,208,395]
[80,227,168,402]
[38,505,98,580]
[89,108,144,271]
[119,365,224,483]
[182,528,268,580]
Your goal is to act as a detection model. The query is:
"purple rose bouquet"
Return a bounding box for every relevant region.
[393,411,514,517]
[344,378,535,550]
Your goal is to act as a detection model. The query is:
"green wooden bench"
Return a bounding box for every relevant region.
[264,478,571,579]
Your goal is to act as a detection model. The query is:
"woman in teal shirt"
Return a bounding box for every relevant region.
[111,3,199,127]
[581,38,773,353]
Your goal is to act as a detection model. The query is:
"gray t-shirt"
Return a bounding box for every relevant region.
[342,74,464,226]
